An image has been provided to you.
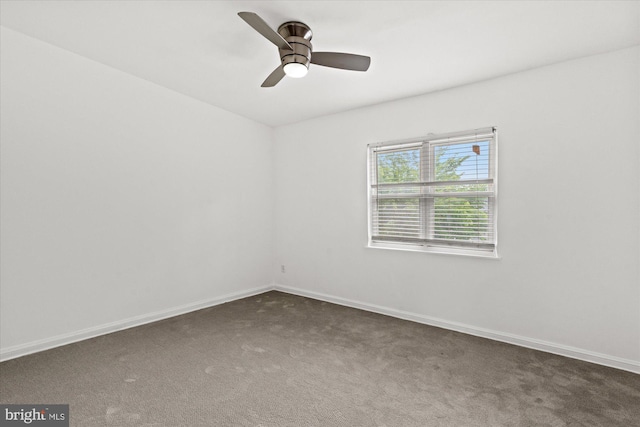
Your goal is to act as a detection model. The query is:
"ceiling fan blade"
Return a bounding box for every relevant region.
[261,66,286,87]
[238,12,292,51]
[311,52,371,71]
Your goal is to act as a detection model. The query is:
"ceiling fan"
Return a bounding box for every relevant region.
[238,12,371,87]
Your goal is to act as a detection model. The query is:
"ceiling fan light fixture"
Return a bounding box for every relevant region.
[238,12,371,87]
[283,62,308,78]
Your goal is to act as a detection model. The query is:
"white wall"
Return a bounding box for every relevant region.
[2,24,638,372]
[0,27,274,356]
[273,46,640,371]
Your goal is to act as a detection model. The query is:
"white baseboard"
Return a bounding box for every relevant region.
[3,283,638,375]
[0,285,271,362]
[273,284,640,374]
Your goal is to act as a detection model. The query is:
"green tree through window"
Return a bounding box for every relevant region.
[370,128,495,254]
[376,149,420,238]
[433,145,489,242]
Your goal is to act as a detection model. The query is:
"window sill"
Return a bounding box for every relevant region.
[366,241,501,259]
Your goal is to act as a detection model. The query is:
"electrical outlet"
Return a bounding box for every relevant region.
[281,265,285,273]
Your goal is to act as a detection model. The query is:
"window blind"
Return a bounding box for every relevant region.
[369,127,497,253]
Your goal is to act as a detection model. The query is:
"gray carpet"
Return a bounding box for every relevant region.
[1,291,639,426]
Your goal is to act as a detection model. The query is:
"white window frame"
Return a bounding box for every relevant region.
[367,127,498,258]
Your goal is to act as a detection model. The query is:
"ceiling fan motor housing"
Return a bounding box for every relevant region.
[277,21,313,69]
[237,11,371,86]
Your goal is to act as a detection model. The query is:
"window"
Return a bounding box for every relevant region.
[368,127,497,257]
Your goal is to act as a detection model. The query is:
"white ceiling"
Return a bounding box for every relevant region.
[1,1,638,127]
